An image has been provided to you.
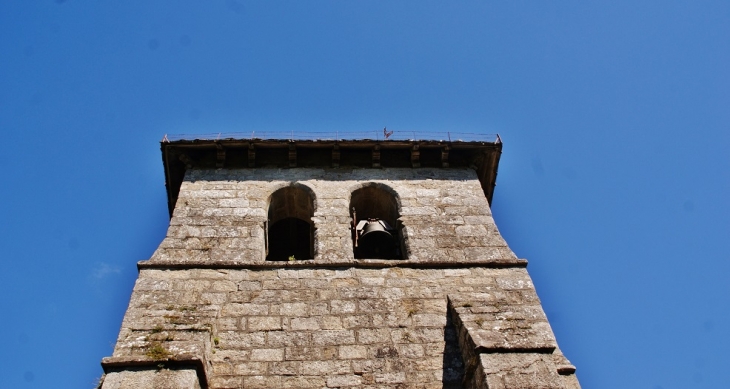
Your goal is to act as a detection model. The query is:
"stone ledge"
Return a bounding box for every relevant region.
[101,355,209,389]
[137,258,528,270]
[477,353,566,389]
[448,295,557,354]
[556,363,577,375]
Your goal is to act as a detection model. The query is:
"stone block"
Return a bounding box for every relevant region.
[479,353,564,389]
[217,332,266,349]
[233,361,268,375]
[211,280,237,292]
[207,375,241,388]
[319,315,343,330]
[313,330,356,346]
[248,316,282,331]
[358,298,391,312]
[360,277,385,286]
[281,376,327,388]
[463,215,494,225]
[357,328,392,344]
[496,274,534,290]
[412,313,447,327]
[216,317,239,331]
[222,303,269,317]
[290,317,320,331]
[300,360,352,375]
[242,375,282,388]
[250,348,284,361]
[351,358,386,374]
[101,369,201,389]
[326,375,363,387]
[218,198,250,208]
[247,290,286,304]
[455,225,488,236]
[279,302,309,316]
[270,361,301,375]
[341,315,371,329]
[396,343,425,359]
[339,345,368,359]
[285,346,338,361]
[374,372,406,384]
[236,280,263,291]
[267,330,311,347]
[330,300,357,314]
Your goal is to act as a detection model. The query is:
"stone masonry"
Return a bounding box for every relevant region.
[99,140,580,389]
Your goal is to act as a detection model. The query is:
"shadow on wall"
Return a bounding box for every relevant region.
[443,312,465,388]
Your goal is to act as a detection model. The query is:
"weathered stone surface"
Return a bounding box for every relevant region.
[102,166,579,388]
[106,265,580,388]
[478,353,565,389]
[101,369,201,389]
[149,168,519,265]
[449,294,579,389]
[449,294,558,352]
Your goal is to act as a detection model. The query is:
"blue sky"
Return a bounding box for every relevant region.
[1,1,728,388]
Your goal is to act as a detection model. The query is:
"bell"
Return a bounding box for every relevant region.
[358,219,397,257]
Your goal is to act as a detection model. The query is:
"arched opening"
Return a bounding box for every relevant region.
[266,185,314,261]
[350,184,404,259]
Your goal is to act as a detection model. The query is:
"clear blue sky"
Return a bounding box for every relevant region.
[1,1,728,388]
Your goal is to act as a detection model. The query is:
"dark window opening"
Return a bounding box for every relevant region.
[350,185,404,259]
[267,217,312,261]
[266,185,314,261]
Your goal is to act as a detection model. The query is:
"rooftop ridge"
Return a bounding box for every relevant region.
[163,130,501,143]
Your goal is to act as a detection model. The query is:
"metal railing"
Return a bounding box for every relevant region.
[163,130,500,143]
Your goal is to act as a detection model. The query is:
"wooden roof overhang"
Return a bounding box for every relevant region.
[161,138,502,217]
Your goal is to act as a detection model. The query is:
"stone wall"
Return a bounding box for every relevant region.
[149,168,519,265]
[100,167,579,388]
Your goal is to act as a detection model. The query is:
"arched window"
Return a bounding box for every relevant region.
[266,185,315,261]
[350,184,404,259]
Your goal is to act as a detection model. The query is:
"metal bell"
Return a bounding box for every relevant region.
[356,219,397,258]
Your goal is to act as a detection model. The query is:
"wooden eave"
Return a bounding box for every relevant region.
[161,138,502,218]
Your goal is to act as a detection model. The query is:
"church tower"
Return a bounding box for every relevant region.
[99,133,580,389]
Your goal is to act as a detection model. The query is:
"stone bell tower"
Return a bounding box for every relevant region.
[98,133,580,389]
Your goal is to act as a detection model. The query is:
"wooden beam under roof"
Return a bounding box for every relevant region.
[161,138,502,217]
